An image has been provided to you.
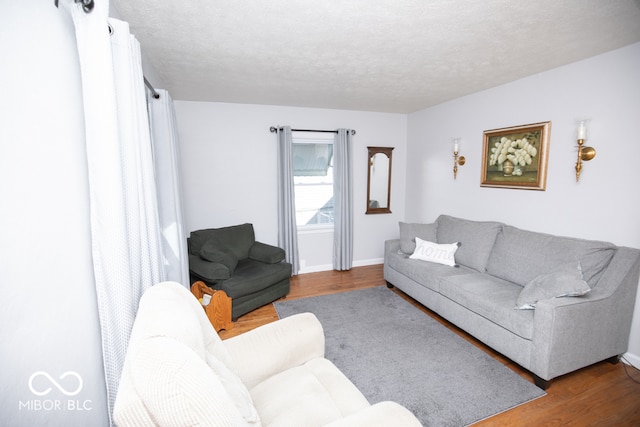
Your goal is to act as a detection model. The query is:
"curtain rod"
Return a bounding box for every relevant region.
[270,126,356,135]
[144,76,160,99]
[54,0,161,101]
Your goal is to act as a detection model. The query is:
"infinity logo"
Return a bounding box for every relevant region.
[28,371,83,397]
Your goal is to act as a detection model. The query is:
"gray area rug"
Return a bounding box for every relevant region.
[274,286,545,426]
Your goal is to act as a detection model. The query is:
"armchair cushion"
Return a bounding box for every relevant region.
[250,242,286,264]
[190,223,256,260]
[249,358,370,426]
[325,401,424,427]
[114,282,261,427]
[189,254,230,281]
[223,312,325,389]
[130,336,260,426]
[215,259,291,300]
[201,241,239,273]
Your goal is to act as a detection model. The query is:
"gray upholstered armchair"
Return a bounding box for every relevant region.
[188,223,291,320]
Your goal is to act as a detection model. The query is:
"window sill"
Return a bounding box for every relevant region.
[297,225,334,235]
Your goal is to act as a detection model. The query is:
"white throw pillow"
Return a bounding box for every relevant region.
[410,237,460,267]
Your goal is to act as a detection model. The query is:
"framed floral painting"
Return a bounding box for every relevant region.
[480,121,551,190]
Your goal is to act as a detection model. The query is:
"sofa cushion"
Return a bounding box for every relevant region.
[399,221,437,254]
[515,263,591,309]
[249,358,370,427]
[386,248,474,293]
[200,241,239,273]
[410,237,460,267]
[439,273,535,340]
[435,215,503,272]
[485,225,616,287]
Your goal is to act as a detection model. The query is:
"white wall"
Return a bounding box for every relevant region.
[0,3,108,425]
[405,42,640,363]
[174,102,407,272]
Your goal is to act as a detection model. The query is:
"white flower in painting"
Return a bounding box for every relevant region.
[488,136,537,168]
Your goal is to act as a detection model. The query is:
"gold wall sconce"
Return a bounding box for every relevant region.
[575,120,596,182]
[452,138,465,179]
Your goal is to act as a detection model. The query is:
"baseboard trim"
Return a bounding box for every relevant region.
[622,351,640,369]
[298,258,383,274]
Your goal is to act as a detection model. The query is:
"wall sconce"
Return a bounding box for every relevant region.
[452,138,465,179]
[575,120,596,182]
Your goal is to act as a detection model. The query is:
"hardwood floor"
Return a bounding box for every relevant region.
[219,265,640,426]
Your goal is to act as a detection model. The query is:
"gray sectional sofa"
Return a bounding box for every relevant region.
[384,215,640,389]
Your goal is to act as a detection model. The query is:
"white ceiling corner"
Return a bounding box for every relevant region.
[111,0,640,113]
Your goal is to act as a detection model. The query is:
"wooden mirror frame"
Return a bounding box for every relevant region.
[366,146,394,214]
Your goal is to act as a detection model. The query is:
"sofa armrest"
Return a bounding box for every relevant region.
[323,401,422,427]
[531,248,640,380]
[223,312,325,389]
[188,254,230,281]
[249,241,286,264]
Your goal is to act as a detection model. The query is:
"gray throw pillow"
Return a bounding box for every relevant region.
[515,263,590,309]
[399,221,437,254]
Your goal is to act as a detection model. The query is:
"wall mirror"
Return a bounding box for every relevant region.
[366,146,394,214]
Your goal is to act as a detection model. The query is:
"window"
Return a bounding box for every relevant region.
[293,139,334,228]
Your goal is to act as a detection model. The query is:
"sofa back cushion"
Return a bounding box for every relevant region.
[435,215,503,272]
[399,222,437,254]
[485,225,616,287]
[190,223,256,260]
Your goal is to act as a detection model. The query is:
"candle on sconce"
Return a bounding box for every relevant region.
[574,119,596,182]
[577,121,587,140]
[451,138,465,179]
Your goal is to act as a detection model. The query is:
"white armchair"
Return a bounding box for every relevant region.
[114,281,422,427]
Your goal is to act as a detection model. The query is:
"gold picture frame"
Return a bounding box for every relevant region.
[481,121,551,190]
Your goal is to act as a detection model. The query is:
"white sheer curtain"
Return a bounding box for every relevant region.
[276,126,300,275]
[63,2,165,422]
[148,90,189,287]
[333,129,354,270]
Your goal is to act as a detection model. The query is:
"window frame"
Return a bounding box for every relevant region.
[292,136,335,231]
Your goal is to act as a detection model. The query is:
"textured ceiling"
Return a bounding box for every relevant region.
[111,0,640,113]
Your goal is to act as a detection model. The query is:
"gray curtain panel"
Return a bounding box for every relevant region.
[333,129,354,270]
[276,126,300,275]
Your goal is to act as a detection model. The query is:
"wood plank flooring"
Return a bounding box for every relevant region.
[218,265,640,426]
